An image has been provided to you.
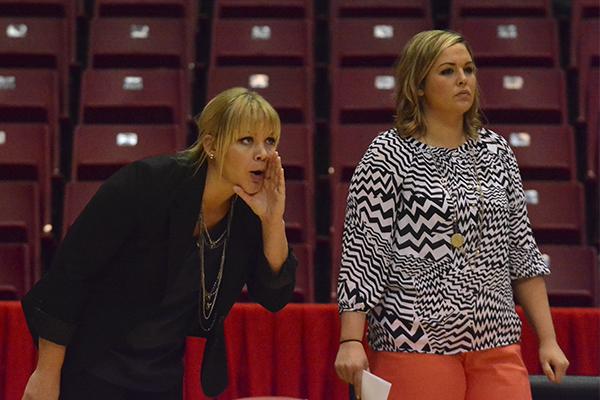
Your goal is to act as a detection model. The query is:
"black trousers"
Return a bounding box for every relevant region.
[60,369,183,400]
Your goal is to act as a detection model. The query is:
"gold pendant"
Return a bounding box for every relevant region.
[451,233,465,248]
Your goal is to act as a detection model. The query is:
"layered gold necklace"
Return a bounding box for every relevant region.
[196,196,236,332]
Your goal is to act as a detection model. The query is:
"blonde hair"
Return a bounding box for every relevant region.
[393,30,483,139]
[180,87,281,175]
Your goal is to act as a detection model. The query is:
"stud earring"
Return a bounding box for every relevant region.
[209,153,215,160]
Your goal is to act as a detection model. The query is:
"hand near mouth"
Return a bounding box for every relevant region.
[233,152,286,223]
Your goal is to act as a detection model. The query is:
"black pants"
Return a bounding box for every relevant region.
[60,369,182,400]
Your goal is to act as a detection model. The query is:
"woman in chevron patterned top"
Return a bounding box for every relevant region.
[334,30,569,400]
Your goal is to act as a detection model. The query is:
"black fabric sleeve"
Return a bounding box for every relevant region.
[246,246,297,312]
[21,161,143,346]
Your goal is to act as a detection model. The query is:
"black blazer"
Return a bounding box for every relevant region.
[22,155,297,396]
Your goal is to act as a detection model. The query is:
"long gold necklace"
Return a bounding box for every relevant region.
[196,196,236,331]
[427,143,483,252]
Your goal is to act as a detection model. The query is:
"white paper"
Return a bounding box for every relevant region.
[361,370,392,400]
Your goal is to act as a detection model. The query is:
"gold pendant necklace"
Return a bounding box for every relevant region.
[451,233,465,248]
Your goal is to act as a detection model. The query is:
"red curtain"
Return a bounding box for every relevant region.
[1,302,598,400]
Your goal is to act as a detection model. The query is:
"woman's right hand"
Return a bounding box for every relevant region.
[335,341,369,399]
[22,368,60,400]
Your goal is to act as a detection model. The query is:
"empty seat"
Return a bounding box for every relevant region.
[94,0,196,19]
[575,19,599,123]
[477,68,566,124]
[488,124,576,180]
[72,124,180,180]
[0,124,52,233]
[289,243,314,302]
[0,17,68,68]
[0,182,40,281]
[451,0,551,19]
[0,243,29,299]
[88,17,195,69]
[284,180,314,245]
[276,124,312,182]
[570,0,599,70]
[62,181,101,236]
[206,66,313,124]
[539,245,598,307]
[331,68,396,124]
[331,18,431,67]
[0,68,59,174]
[211,19,312,67]
[452,18,559,67]
[585,70,599,183]
[330,0,431,18]
[523,181,586,244]
[215,0,313,18]
[329,124,389,182]
[79,69,189,125]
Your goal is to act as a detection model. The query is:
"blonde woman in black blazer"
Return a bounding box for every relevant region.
[21,88,297,399]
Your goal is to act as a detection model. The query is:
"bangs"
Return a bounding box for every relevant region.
[222,93,281,142]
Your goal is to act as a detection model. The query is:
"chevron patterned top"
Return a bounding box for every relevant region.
[337,127,549,354]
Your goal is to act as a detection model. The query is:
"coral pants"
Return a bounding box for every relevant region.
[367,344,532,400]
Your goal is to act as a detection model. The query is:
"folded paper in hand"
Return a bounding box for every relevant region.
[361,370,391,400]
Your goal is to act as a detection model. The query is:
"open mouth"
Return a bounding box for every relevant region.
[250,170,264,177]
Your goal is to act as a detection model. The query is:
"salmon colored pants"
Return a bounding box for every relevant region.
[367,344,532,400]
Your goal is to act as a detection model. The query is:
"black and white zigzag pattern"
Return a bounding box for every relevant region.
[337,128,550,355]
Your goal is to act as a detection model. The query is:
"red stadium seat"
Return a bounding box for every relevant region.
[570,0,599,69]
[477,68,567,124]
[330,0,431,18]
[94,0,196,19]
[79,69,190,125]
[62,181,101,236]
[88,17,195,69]
[0,68,60,174]
[452,18,559,67]
[575,19,599,123]
[72,124,180,180]
[330,18,431,67]
[329,124,389,183]
[489,125,576,180]
[0,182,40,281]
[451,0,552,19]
[331,67,396,124]
[215,0,313,18]
[289,243,314,302]
[276,124,313,182]
[585,70,599,183]
[210,19,312,67]
[0,0,77,119]
[206,66,313,124]
[284,180,314,246]
[0,124,52,233]
[0,243,29,299]
[524,181,586,244]
[539,245,599,307]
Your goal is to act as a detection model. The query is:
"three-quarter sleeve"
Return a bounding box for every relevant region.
[337,148,399,312]
[502,140,550,280]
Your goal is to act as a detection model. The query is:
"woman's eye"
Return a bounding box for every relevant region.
[266,137,276,146]
[464,66,475,74]
[441,68,453,76]
[240,137,253,145]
